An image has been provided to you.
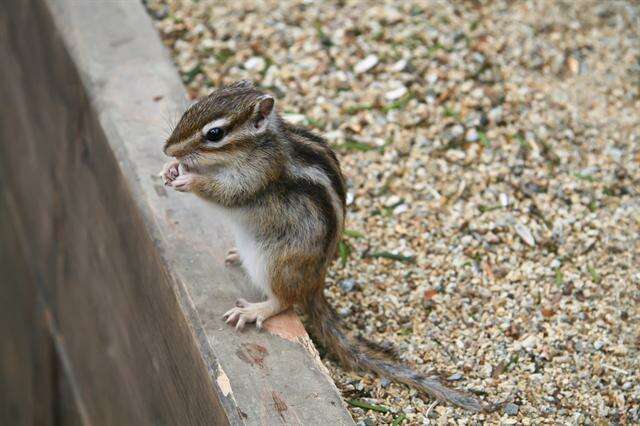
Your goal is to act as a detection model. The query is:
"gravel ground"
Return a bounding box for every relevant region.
[145,1,640,423]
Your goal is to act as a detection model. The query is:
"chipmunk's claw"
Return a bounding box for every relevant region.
[160,160,179,185]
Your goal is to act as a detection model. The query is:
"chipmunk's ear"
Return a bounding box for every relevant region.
[254,95,275,131]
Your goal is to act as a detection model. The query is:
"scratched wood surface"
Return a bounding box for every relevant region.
[0,202,84,426]
[0,0,229,424]
[0,202,55,426]
[0,0,353,424]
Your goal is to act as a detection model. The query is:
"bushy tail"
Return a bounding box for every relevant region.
[306,294,500,413]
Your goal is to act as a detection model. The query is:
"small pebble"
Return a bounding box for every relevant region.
[482,364,493,378]
[384,195,402,207]
[445,149,466,162]
[499,193,510,207]
[282,113,306,124]
[465,128,478,143]
[393,204,408,215]
[390,59,408,72]
[385,85,407,100]
[338,307,351,317]
[354,55,379,74]
[521,334,537,350]
[551,221,565,244]
[346,192,355,206]
[446,125,465,143]
[488,106,503,123]
[515,223,536,247]
[505,403,519,416]
[340,279,357,292]
[447,373,463,381]
[243,56,266,71]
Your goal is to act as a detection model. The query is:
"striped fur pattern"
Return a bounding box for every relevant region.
[161,81,499,412]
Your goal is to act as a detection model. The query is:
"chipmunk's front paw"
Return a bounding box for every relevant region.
[171,173,196,192]
[159,159,180,185]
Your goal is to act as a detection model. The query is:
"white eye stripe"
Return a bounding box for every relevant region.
[202,117,230,135]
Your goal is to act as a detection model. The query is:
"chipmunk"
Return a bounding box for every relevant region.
[160,80,498,413]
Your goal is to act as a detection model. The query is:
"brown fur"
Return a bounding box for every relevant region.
[162,81,501,413]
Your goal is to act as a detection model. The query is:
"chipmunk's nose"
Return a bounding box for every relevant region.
[164,143,188,159]
[163,141,174,156]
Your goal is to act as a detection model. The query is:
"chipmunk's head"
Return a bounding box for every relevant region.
[163,80,276,166]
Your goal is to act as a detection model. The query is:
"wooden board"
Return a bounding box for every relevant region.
[0,0,354,424]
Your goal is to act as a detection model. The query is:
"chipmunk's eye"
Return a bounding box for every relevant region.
[205,127,224,142]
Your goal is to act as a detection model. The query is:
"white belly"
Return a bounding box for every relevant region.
[207,204,271,296]
[229,219,270,296]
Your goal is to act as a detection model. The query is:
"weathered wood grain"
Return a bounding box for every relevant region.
[0,198,55,426]
[1,0,230,424]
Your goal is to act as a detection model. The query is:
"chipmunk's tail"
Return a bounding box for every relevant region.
[306,293,500,413]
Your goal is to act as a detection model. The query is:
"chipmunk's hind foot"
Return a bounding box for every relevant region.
[225,247,242,267]
[222,298,283,331]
